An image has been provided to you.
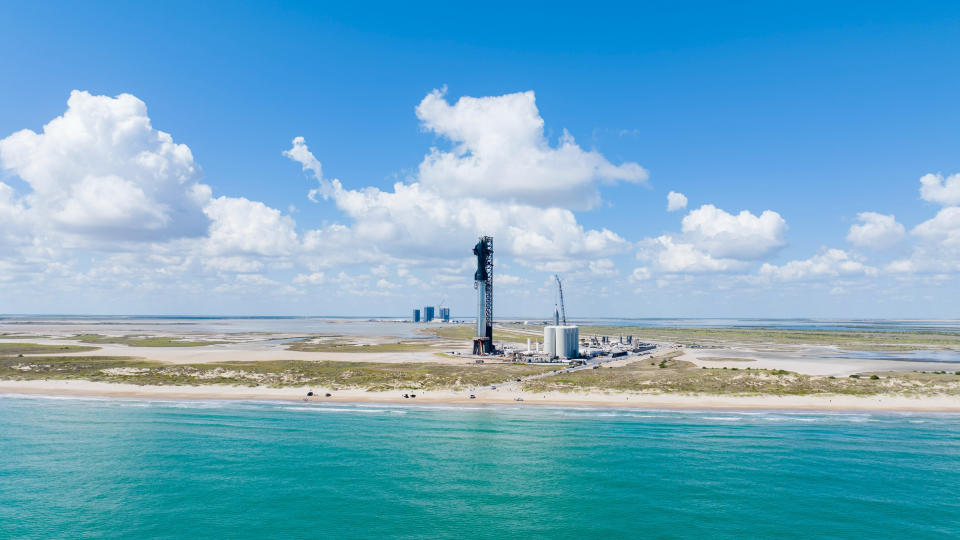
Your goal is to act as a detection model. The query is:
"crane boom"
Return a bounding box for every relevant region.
[554,274,567,326]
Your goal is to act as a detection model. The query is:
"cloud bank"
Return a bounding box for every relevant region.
[1,88,959,315]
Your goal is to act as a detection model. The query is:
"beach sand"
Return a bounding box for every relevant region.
[2,379,958,412]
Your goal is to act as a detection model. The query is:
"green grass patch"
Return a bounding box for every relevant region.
[0,333,46,339]
[522,354,960,397]
[0,342,100,355]
[286,337,436,353]
[0,356,555,391]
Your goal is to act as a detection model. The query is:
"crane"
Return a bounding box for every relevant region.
[554,274,567,326]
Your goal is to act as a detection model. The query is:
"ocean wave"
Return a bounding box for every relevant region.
[756,415,821,422]
[0,393,120,402]
[553,410,662,419]
[281,406,406,415]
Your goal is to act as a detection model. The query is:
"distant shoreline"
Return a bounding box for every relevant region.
[3,380,959,412]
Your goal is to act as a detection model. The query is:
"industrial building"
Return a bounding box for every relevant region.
[580,335,656,358]
[498,273,654,363]
[543,325,580,359]
[412,296,449,323]
[541,275,580,359]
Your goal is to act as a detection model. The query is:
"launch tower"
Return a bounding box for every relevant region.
[472,236,494,355]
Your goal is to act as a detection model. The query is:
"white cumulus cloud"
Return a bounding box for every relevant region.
[846,212,905,250]
[912,206,960,247]
[0,90,211,241]
[0,182,30,245]
[204,196,298,256]
[680,204,787,260]
[919,173,960,206]
[883,176,960,273]
[641,235,747,273]
[759,249,876,281]
[285,125,629,262]
[666,191,687,212]
[414,88,647,210]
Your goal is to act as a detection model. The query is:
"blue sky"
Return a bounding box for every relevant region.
[1,2,959,317]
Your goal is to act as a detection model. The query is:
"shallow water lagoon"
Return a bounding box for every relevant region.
[1,397,959,538]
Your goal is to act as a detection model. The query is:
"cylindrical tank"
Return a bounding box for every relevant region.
[556,326,580,359]
[554,327,566,359]
[543,326,557,356]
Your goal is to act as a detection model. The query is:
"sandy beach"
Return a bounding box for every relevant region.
[3,379,959,412]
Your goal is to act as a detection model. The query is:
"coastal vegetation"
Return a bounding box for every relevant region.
[0,342,99,355]
[286,337,439,353]
[522,356,960,396]
[0,333,46,339]
[4,337,960,398]
[0,355,554,391]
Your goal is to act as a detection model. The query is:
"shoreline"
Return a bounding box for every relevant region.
[2,380,959,412]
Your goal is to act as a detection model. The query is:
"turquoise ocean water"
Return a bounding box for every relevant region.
[1,396,959,538]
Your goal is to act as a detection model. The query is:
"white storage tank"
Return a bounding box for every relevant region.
[543,326,557,356]
[555,326,580,359]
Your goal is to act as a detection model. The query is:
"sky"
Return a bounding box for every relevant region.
[1,1,960,318]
